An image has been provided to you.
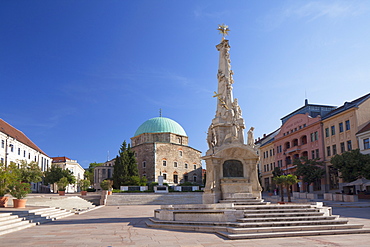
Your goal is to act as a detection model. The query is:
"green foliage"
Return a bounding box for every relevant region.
[273,174,299,202]
[294,156,325,192]
[100,179,113,190]
[0,162,14,196]
[57,177,69,191]
[112,141,142,188]
[78,179,91,191]
[272,167,283,178]
[330,149,370,182]
[9,161,43,183]
[179,181,196,186]
[8,181,31,199]
[44,165,76,186]
[84,162,102,186]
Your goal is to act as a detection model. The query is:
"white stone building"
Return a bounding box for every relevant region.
[51,157,85,193]
[0,118,52,192]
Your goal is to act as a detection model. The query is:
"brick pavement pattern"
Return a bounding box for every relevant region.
[0,205,369,247]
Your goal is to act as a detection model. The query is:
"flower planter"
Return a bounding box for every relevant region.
[13,199,27,208]
[0,196,9,207]
[80,191,87,196]
[58,191,65,196]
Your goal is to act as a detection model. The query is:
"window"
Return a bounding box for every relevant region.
[107,169,112,178]
[301,136,307,145]
[174,162,178,167]
[163,173,167,180]
[18,148,20,155]
[339,123,344,133]
[194,165,197,170]
[316,149,319,159]
[315,131,319,141]
[332,145,337,155]
[10,144,14,152]
[179,150,183,156]
[142,161,146,168]
[285,142,290,149]
[364,138,370,150]
[28,153,30,159]
[185,163,188,169]
[293,139,298,146]
[345,120,350,130]
[331,126,335,135]
[264,165,266,172]
[1,140,4,148]
[325,128,329,137]
[327,146,331,157]
[193,175,197,183]
[162,160,167,166]
[311,150,315,159]
[340,142,345,153]
[23,150,26,157]
[173,174,178,184]
[347,140,352,151]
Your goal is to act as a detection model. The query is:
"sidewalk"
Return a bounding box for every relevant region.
[0,205,369,247]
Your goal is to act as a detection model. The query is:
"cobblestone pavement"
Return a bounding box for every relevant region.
[0,205,369,247]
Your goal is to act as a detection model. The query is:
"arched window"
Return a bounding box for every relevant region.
[293,139,298,146]
[285,142,290,150]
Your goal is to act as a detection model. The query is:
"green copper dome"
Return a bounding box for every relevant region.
[134,117,187,137]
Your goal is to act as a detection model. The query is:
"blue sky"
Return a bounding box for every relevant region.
[1,1,369,168]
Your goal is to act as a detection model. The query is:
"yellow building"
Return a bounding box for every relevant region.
[322,93,370,191]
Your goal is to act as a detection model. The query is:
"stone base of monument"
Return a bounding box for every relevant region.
[154,186,168,193]
[147,202,370,239]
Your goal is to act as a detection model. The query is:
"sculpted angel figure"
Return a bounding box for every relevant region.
[247,127,255,147]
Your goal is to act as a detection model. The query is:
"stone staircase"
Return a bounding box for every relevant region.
[147,203,370,239]
[0,207,75,236]
[0,212,35,236]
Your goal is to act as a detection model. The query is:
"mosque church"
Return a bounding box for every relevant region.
[95,116,203,188]
[131,116,202,185]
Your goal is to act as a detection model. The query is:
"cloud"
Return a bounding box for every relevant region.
[193,5,230,19]
[284,1,366,22]
[259,1,368,30]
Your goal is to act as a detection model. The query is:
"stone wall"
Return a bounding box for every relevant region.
[155,143,202,185]
[106,192,203,205]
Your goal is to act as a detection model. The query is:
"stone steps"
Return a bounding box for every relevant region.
[217,228,370,239]
[148,202,370,239]
[244,212,324,218]
[226,223,364,234]
[237,215,338,222]
[9,207,75,225]
[0,212,36,236]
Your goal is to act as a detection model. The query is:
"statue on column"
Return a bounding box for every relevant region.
[247,127,255,147]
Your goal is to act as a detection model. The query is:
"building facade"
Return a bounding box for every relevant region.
[131,117,202,185]
[258,93,370,193]
[0,118,52,192]
[51,157,85,193]
[94,159,114,190]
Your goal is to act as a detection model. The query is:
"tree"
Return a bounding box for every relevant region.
[44,164,76,193]
[273,176,285,202]
[283,174,299,202]
[112,141,140,188]
[330,149,370,182]
[84,162,102,186]
[294,157,325,192]
[13,160,43,183]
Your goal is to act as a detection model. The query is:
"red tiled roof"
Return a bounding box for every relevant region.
[0,118,48,156]
[357,122,370,135]
[51,156,71,163]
